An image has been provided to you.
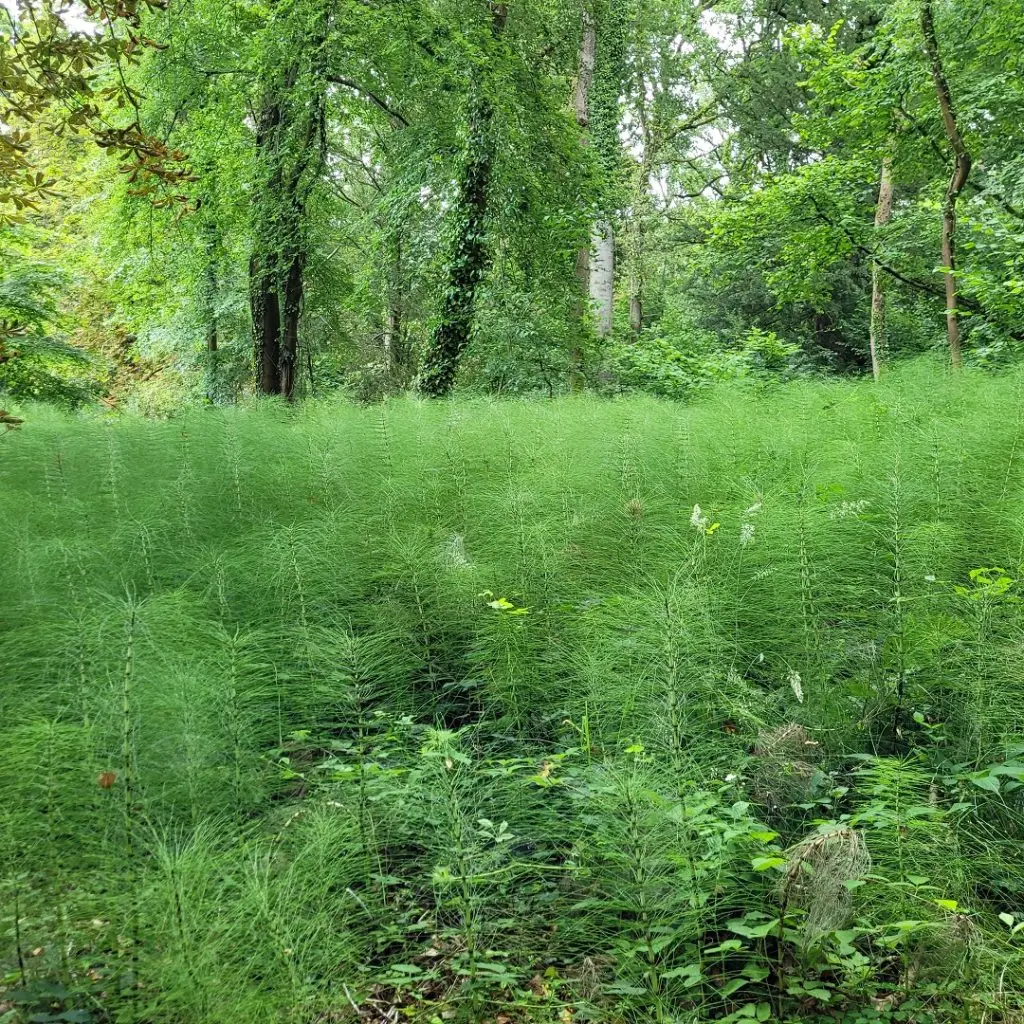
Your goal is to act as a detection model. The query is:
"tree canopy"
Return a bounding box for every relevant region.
[2,0,1021,407]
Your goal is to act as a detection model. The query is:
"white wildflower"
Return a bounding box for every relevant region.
[740,522,756,547]
[691,504,710,532]
[725,773,739,783]
[828,499,871,522]
[788,670,804,704]
[924,574,936,583]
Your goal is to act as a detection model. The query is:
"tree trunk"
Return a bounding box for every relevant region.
[382,239,407,384]
[921,0,972,368]
[251,219,309,400]
[586,0,626,342]
[869,156,894,380]
[569,8,597,388]
[203,220,220,402]
[383,304,402,376]
[248,0,329,400]
[251,94,286,396]
[251,233,305,399]
[573,10,596,131]
[251,248,283,395]
[629,276,642,333]
[628,183,643,333]
[249,73,324,399]
[572,7,596,303]
[280,246,304,400]
[590,220,614,337]
[628,71,655,340]
[419,2,508,397]
[577,4,614,339]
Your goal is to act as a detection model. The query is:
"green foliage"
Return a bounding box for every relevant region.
[0,249,100,406]
[609,325,803,398]
[4,365,1024,1020]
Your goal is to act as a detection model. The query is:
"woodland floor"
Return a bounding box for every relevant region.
[3,364,1024,1023]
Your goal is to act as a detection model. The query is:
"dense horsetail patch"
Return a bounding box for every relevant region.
[3,365,1024,1022]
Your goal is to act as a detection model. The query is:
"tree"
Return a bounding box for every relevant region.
[0,0,193,223]
[418,1,509,397]
[920,0,970,368]
[869,155,894,378]
[249,6,329,400]
[586,0,627,342]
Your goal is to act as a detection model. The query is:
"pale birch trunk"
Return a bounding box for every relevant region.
[869,156,894,380]
[572,8,597,356]
[572,8,615,341]
[590,221,615,338]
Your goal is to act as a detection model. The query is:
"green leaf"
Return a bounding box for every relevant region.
[970,774,1002,794]
[661,963,702,986]
[705,939,746,954]
[721,977,749,997]
[727,917,780,939]
[751,856,786,872]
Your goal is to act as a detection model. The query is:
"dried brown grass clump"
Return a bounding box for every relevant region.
[751,723,819,811]
[781,827,871,942]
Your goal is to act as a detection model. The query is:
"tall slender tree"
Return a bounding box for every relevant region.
[920,0,971,368]
[249,2,330,398]
[869,155,894,379]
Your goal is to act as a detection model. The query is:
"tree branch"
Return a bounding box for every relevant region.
[806,192,1024,342]
[327,75,409,127]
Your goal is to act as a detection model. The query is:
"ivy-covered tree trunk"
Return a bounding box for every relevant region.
[279,244,304,399]
[201,218,220,402]
[382,240,407,385]
[377,231,408,385]
[628,236,642,333]
[251,244,283,395]
[383,303,403,378]
[419,2,508,397]
[628,92,652,338]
